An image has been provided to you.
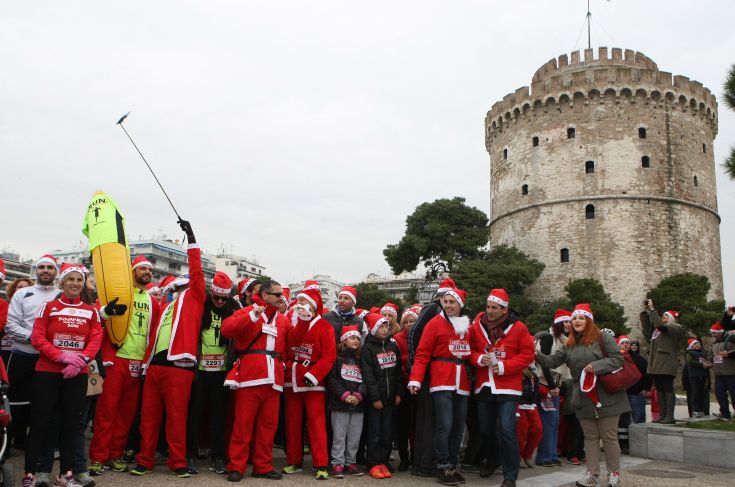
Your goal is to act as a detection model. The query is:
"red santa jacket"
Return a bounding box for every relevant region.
[31,296,103,374]
[408,313,471,395]
[285,315,336,392]
[100,289,161,367]
[393,329,409,384]
[143,245,205,369]
[469,314,535,395]
[221,305,288,391]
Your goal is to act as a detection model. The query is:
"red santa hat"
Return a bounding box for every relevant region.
[37,254,58,270]
[297,286,323,313]
[338,286,357,305]
[237,278,258,298]
[281,287,291,305]
[211,272,233,295]
[365,313,390,336]
[303,279,321,291]
[356,308,369,319]
[369,307,381,314]
[580,368,601,407]
[404,305,421,319]
[0,257,5,281]
[437,277,457,293]
[663,310,680,322]
[57,262,87,286]
[616,335,630,345]
[553,309,572,324]
[340,324,361,342]
[572,303,594,321]
[687,338,700,350]
[487,288,509,308]
[145,282,161,295]
[131,255,153,270]
[381,303,399,316]
[445,288,467,308]
[710,322,724,333]
[159,275,176,293]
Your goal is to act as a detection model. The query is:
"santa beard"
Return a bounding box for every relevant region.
[449,316,470,337]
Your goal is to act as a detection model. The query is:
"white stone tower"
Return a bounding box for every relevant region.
[484,47,722,327]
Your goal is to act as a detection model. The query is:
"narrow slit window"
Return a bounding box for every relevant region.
[585,161,595,174]
[560,248,569,263]
[585,204,595,219]
[694,175,698,187]
[638,127,647,139]
[522,184,528,195]
[503,148,508,160]
[702,143,706,154]
[567,127,576,139]
[641,156,650,168]
[532,136,539,147]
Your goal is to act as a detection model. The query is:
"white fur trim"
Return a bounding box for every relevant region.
[187,243,200,249]
[487,294,508,307]
[445,290,464,308]
[37,256,58,269]
[211,284,231,295]
[554,315,571,324]
[370,317,389,335]
[381,305,397,316]
[338,290,356,305]
[407,380,422,390]
[572,309,594,320]
[341,329,361,341]
[132,259,152,270]
[297,292,317,310]
[497,361,505,376]
[303,372,318,386]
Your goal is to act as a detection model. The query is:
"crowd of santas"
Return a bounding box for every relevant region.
[2,220,678,487]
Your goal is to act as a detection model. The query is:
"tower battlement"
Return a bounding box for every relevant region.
[486,47,717,142]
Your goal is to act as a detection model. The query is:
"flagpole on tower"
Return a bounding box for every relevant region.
[587,0,592,49]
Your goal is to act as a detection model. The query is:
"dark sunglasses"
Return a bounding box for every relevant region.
[265,291,283,298]
[212,295,229,302]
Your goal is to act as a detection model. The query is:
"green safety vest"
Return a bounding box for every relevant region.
[117,289,151,361]
[155,301,175,356]
[199,311,227,371]
[82,191,129,250]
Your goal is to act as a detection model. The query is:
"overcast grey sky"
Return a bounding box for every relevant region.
[2,1,734,301]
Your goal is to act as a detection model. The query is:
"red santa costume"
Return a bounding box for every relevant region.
[0,258,7,358]
[221,294,289,476]
[89,256,161,468]
[283,286,336,470]
[135,244,205,473]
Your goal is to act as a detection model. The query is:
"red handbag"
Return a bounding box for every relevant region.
[596,335,642,394]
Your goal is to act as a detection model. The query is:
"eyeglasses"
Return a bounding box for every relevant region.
[212,295,228,302]
[265,292,283,298]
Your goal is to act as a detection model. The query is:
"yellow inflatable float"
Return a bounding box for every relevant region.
[82,190,133,345]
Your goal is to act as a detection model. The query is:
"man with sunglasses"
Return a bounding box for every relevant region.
[5,255,60,450]
[221,280,290,482]
[89,255,161,476]
[186,271,240,475]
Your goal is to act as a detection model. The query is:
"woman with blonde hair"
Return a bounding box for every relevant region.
[380,303,401,336]
[536,304,630,487]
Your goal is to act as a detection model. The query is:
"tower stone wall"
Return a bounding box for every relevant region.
[484,47,723,331]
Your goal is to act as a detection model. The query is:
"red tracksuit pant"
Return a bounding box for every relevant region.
[136,365,194,470]
[227,385,280,474]
[517,407,543,459]
[89,358,142,463]
[285,388,328,468]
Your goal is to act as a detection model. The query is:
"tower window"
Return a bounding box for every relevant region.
[585,161,595,174]
[702,143,706,154]
[567,127,576,139]
[585,204,595,219]
[694,175,698,187]
[532,136,539,147]
[560,248,570,263]
[522,184,528,195]
[503,148,508,160]
[638,127,647,139]
[641,156,650,168]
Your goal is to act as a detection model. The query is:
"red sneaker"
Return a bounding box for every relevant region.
[568,457,581,465]
[378,465,392,478]
[346,464,363,477]
[369,466,385,479]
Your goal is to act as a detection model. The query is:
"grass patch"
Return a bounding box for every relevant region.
[676,419,735,432]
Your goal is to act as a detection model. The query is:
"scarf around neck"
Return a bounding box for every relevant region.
[481,311,514,343]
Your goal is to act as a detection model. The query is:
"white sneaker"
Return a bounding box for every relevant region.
[607,471,620,487]
[73,472,96,487]
[21,474,36,487]
[53,472,82,487]
[575,470,600,487]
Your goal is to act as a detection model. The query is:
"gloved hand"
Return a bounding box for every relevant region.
[177,219,196,243]
[57,353,87,368]
[61,364,81,380]
[304,376,315,387]
[104,297,128,317]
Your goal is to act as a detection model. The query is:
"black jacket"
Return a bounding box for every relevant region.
[626,351,651,395]
[685,349,711,378]
[327,349,367,412]
[323,311,366,345]
[361,333,403,404]
[407,301,442,365]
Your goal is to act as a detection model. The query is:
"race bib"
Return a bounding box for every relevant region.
[377,351,397,369]
[262,323,278,336]
[0,337,13,351]
[540,396,556,411]
[201,354,225,370]
[128,360,142,378]
[449,340,470,357]
[714,355,724,364]
[293,344,313,362]
[651,329,661,340]
[53,333,85,351]
[341,364,362,382]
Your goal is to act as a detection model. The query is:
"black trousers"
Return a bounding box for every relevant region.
[651,374,675,394]
[394,394,414,464]
[689,376,708,413]
[25,372,87,474]
[564,413,585,459]
[366,403,394,468]
[187,370,228,459]
[412,376,436,472]
[7,352,38,449]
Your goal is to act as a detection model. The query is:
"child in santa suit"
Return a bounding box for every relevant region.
[221,279,290,482]
[282,285,336,480]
